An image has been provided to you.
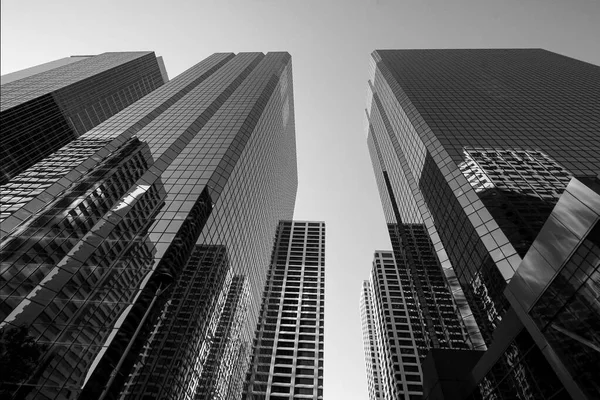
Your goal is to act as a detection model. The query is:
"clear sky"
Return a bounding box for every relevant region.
[2,0,599,398]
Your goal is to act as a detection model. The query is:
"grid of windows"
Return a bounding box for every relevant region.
[362,252,429,400]
[459,148,572,257]
[244,221,325,400]
[366,92,484,348]
[388,224,474,353]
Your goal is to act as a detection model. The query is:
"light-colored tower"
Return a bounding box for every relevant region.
[244,221,325,400]
[360,280,385,400]
[361,251,424,400]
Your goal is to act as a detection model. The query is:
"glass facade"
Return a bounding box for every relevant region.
[366,93,484,350]
[529,225,600,398]
[366,48,600,344]
[116,245,250,400]
[0,52,297,400]
[468,325,571,400]
[498,177,600,399]
[244,221,325,400]
[0,52,166,184]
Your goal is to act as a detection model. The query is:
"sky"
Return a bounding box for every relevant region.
[2,0,600,398]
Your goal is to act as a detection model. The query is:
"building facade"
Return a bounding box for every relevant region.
[244,220,325,400]
[0,52,297,400]
[365,49,600,399]
[361,251,425,400]
[361,246,476,400]
[360,280,385,400]
[0,52,167,185]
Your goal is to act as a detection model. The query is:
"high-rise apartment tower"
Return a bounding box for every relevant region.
[0,51,297,400]
[361,252,424,400]
[244,221,325,400]
[360,280,385,400]
[364,49,600,399]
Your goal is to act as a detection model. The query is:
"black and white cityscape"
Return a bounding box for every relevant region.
[1,2,599,400]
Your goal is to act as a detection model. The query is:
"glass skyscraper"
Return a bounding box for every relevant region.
[244,221,325,400]
[364,49,599,399]
[0,52,167,185]
[0,51,297,400]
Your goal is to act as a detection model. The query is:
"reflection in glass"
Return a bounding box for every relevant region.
[0,137,166,399]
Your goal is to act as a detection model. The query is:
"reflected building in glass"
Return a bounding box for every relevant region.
[118,245,251,400]
[244,221,325,400]
[365,49,600,399]
[0,52,167,185]
[0,51,297,400]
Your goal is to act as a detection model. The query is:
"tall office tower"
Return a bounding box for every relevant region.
[360,280,385,400]
[365,49,600,399]
[0,52,167,185]
[244,221,325,400]
[0,52,297,400]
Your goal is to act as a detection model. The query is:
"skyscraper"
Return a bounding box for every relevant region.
[0,51,297,400]
[244,220,325,400]
[0,52,167,185]
[361,251,425,400]
[360,280,385,400]
[364,49,600,399]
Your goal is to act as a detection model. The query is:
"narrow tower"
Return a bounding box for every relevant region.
[244,221,325,400]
